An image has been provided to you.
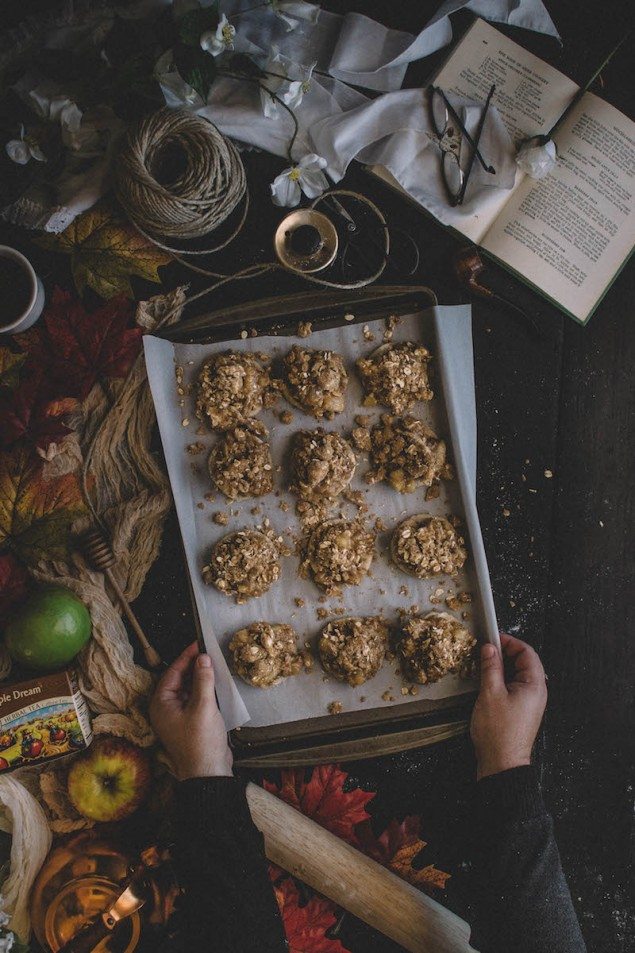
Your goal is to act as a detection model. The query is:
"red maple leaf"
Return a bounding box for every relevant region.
[0,366,75,453]
[19,287,142,400]
[356,816,451,892]
[263,766,375,845]
[0,553,29,620]
[274,878,350,953]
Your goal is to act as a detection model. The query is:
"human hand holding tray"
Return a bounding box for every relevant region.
[144,305,499,739]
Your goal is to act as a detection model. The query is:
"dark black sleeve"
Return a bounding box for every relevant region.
[469,765,586,953]
[173,777,288,953]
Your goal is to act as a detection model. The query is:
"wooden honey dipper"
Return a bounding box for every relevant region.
[79,528,162,669]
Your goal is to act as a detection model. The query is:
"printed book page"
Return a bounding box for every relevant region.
[430,17,580,242]
[481,93,635,323]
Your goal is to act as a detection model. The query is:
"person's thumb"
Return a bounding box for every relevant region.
[479,643,505,694]
[190,653,216,706]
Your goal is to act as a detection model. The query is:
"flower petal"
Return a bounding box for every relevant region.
[299,168,329,199]
[29,143,47,162]
[271,171,301,207]
[297,152,327,171]
[200,30,223,55]
[5,139,31,164]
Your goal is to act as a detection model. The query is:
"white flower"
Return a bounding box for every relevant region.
[200,13,236,57]
[516,136,557,179]
[260,48,314,119]
[5,124,46,165]
[0,932,14,952]
[268,0,320,32]
[28,87,89,152]
[154,49,205,108]
[271,153,328,207]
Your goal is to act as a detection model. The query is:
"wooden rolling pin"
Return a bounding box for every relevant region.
[246,783,473,953]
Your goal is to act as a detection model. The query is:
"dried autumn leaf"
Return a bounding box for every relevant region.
[0,349,26,389]
[275,878,349,953]
[263,766,374,844]
[37,198,171,298]
[19,287,143,400]
[0,553,29,620]
[389,842,451,891]
[0,366,74,453]
[0,447,86,565]
[356,816,451,892]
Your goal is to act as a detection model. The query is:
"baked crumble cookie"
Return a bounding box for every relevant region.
[301,518,375,594]
[195,351,277,430]
[228,622,303,687]
[318,616,388,686]
[356,342,433,413]
[397,611,476,684]
[391,514,467,578]
[208,420,273,500]
[352,414,448,492]
[282,345,348,419]
[202,529,281,602]
[291,429,356,501]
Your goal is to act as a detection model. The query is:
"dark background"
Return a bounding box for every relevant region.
[3,1,633,951]
[138,3,634,951]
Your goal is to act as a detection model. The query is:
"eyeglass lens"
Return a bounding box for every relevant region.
[442,150,464,197]
[430,88,449,138]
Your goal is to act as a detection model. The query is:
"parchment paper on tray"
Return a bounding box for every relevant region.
[144,305,498,731]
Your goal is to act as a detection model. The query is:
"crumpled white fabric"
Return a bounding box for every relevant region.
[0,776,52,942]
[224,0,559,91]
[156,1,558,226]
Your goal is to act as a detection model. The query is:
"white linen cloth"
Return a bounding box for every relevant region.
[3,0,559,230]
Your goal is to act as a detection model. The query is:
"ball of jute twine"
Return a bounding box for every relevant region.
[114,107,248,255]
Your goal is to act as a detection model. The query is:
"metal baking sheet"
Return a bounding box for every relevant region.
[144,305,499,731]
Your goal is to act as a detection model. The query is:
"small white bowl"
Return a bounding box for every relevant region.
[0,245,45,334]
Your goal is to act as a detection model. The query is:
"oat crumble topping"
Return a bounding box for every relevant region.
[318,616,388,686]
[301,518,375,594]
[391,515,467,578]
[229,622,302,687]
[195,351,277,430]
[208,420,274,500]
[355,414,448,493]
[282,345,348,419]
[202,529,281,602]
[356,342,433,413]
[397,611,476,684]
[290,429,356,501]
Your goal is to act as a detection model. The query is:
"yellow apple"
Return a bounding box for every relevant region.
[67,737,150,822]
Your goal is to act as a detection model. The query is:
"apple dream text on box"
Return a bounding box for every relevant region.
[0,669,92,773]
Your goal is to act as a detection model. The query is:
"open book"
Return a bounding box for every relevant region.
[372,18,635,324]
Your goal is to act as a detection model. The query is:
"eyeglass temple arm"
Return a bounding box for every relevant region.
[455,83,496,206]
[430,86,496,174]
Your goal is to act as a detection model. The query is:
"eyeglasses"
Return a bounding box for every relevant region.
[428,84,496,206]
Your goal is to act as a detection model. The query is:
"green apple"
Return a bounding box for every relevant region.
[3,585,91,671]
[67,737,151,822]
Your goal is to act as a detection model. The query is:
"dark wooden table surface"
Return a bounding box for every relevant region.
[135,4,634,951]
[5,2,632,951]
